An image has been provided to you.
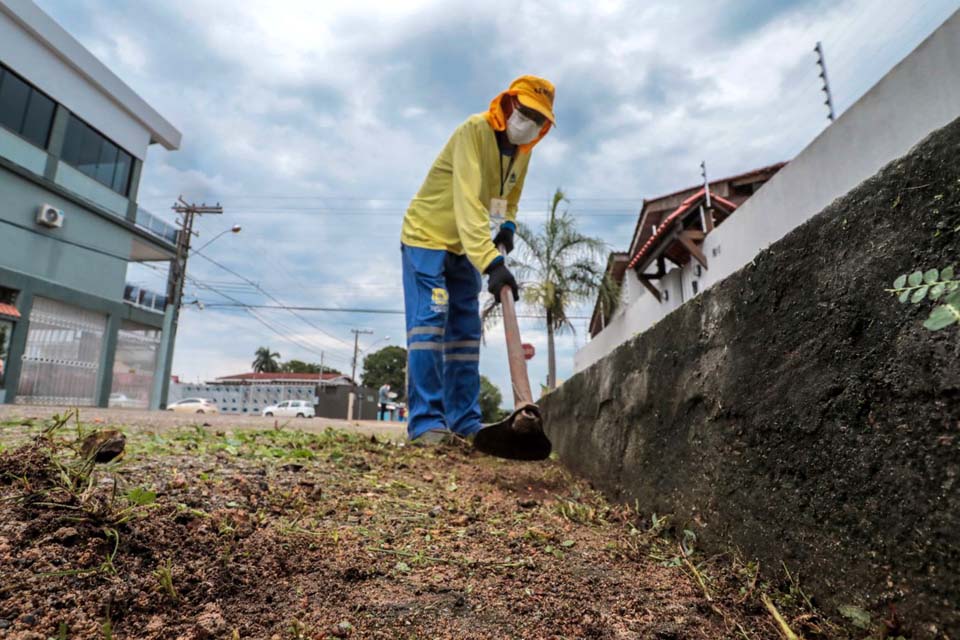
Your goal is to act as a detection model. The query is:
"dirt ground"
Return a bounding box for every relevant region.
[0,410,853,639]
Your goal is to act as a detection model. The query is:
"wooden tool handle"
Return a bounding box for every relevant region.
[497,246,534,406]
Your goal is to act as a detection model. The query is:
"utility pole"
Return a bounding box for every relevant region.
[348,329,373,420]
[699,160,714,232]
[315,350,325,406]
[168,197,223,309]
[151,197,222,410]
[700,160,711,208]
[814,41,836,122]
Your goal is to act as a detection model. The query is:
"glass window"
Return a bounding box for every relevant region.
[61,116,84,165]
[21,91,54,147]
[95,139,118,186]
[0,68,30,134]
[76,123,101,177]
[0,65,55,148]
[61,114,132,196]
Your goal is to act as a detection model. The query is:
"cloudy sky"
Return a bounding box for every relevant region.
[38,0,959,403]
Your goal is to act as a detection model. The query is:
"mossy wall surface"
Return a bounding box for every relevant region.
[543,118,960,638]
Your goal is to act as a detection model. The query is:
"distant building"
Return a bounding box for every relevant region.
[168,371,382,419]
[0,0,181,407]
[215,372,354,386]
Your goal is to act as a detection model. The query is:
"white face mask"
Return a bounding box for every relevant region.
[506,108,541,145]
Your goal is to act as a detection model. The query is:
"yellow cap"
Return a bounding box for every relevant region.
[509,75,556,125]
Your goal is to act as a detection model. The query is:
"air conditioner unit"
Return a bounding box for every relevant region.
[36,204,64,228]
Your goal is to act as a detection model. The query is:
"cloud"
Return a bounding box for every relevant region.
[34,0,960,404]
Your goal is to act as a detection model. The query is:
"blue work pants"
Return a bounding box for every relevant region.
[401,244,483,439]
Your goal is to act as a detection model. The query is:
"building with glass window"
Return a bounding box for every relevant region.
[0,0,182,408]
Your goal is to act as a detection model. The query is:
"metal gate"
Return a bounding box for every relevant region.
[16,297,106,406]
[109,321,161,409]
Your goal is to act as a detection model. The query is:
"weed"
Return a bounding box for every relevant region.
[888,265,960,330]
[154,558,179,602]
[554,497,605,525]
[126,486,157,506]
[287,619,309,639]
[99,527,120,575]
[101,606,113,640]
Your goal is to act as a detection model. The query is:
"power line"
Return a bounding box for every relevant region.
[142,194,651,202]
[190,247,356,353]
[199,301,591,320]
[182,273,353,366]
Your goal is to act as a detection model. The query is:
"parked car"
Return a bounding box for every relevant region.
[108,392,138,409]
[262,400,315,418]
[167,398,219,414]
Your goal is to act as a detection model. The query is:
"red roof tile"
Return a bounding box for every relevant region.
[0,303,21,320]
[216,372,346,382]
[627,189,738,269]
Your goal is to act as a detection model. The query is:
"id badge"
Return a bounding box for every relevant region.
[489,197,508,223]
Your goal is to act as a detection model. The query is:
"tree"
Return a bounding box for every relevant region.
[281,359,341,375]
[252,346,281,373]
[502,188,609,389]
[479,375,507,423]
[361,346,406,398]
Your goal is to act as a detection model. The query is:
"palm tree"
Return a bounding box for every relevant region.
[252,346,281,373]
[489,188,610,389]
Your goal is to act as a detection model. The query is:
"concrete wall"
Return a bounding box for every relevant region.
[577,9,960,373]
[544,118,960,638]
[0,9,151,159]
[577,267,683,371]
[0,167,131,300]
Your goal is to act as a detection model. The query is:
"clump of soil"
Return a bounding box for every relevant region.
[0,422,809,639]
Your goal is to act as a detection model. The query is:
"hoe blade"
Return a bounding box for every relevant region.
[473,403,551,461]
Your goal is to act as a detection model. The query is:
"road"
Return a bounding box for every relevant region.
[0,404,407,440]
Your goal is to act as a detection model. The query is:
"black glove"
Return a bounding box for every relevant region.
[486,260,519,303]
[493,222,515,254]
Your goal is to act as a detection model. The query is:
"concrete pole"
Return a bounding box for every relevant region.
[349,329,372,420]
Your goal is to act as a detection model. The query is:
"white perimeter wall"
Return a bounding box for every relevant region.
[0,9,151,159]
[576,9,960,374]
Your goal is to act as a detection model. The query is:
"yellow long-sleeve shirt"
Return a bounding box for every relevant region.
[401,114,531,273]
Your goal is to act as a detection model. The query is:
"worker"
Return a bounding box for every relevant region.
[378,383,391,421]
[401,75,555,442]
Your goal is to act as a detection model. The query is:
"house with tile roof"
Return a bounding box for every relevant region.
[588,164,785,339]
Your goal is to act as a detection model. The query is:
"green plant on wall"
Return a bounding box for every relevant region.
[888,265,960,330]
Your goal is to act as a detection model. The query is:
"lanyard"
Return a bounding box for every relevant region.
[499,152,516,197]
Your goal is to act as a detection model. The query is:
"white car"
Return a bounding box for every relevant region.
[108,392,138,408]
[167,398,219,414]
[262,400,315,418]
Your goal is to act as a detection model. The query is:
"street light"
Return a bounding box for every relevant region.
[193,224,241,253]
[361,335,391,355]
